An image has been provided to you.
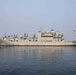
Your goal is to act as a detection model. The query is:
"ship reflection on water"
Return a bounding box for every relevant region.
[0,47,76,75]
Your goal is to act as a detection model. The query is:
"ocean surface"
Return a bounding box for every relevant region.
[0,46,76,75]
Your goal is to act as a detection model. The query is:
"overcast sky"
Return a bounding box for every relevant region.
[0,0,76,41]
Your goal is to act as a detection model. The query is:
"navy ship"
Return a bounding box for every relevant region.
[0,29,76,46]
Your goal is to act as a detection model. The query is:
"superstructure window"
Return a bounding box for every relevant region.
[16,40,18,42]
[29,40,31,41]
[35,40,38,42]
[10,40,13,41]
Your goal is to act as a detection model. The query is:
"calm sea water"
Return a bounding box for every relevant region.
[0,47,76,75]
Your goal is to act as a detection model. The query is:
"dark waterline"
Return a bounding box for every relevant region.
[0,47,76,75]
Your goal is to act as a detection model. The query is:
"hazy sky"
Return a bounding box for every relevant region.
[0,0,76,41]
